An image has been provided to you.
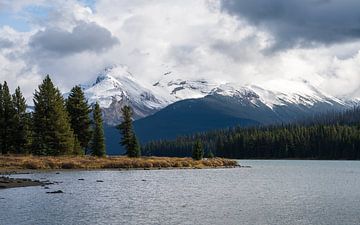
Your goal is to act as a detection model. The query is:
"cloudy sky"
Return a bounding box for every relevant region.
[0,0,360,101]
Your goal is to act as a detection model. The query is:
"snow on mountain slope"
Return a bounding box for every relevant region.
[212,80,346,109]
[153,71,349,109]
[80,65,356,126]
[152,72,219,100]
[82,65,170,125]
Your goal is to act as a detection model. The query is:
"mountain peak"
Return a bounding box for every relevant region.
[81,65,170,125]
[77,65,358,126]
[94,65,134,85]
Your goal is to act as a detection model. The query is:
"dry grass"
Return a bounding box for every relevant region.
[0,155,238,171]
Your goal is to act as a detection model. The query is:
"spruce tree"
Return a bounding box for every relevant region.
[0,84,3,154]
[32,75,75,155]
[129,133,141,158]
[12,87,30,154]
[72,135,83,155]
[0,82,15,154]
[90,102,106,157]
[66,85,92,154]
[117,106,141,157]
[206,150,214,158]
[192,139,204,160]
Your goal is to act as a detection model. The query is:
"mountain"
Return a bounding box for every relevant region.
[82,66,352,126]
[152,72,219,100]
[80,65,170,125]
[79,66,358,155]
[133,84,349,143]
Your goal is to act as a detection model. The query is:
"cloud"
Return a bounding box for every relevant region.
[0,0,359,101]
[29,21,119,57]
[221,0,360,49]
[0,38,13,49]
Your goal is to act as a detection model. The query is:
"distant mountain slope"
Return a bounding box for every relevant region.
[133,92,348,143]
[105,93,349,155]
[133,96,260,143]
[80,65,355,126]
[76,66,359,155]
[81,65,170,125]
[104,96,260,155]
[142,106,360,159]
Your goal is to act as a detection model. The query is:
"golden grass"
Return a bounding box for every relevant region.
[0,155,238,171]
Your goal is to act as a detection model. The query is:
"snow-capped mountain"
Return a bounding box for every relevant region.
[132,80,353,143]
[210,80,346,110]
[82,65,170,125]
[82,65,360,153]
[82,65,357,126]
[152,72,219,100]
[152,71,352,109]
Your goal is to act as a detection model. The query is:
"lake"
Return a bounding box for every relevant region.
[1,160,360,225]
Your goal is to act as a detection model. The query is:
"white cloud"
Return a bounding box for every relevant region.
[0,0,359,100]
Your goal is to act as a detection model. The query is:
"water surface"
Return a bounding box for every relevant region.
[1,160,360,225]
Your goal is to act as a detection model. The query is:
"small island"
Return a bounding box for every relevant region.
[0,155,237,172]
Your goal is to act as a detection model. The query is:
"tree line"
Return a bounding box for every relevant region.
[0,75,141,158]
[142,107,360,160]
[0,76,105,156]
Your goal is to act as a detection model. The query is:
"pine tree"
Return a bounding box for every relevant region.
[192,139,204,160]
[32,75,75,155]
[0,82,15,154]
[90,102,106,157]
[116,106,141,157]
[66,85,92,154]
[12,87,30,154]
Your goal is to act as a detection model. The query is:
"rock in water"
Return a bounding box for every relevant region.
[46,190,63,194]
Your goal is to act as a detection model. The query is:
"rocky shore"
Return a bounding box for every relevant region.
[0,176,44,189]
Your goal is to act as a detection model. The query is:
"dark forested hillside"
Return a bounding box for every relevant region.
[142,107,360,159]
[133,93,348,143]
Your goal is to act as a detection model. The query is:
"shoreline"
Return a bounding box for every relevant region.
[0,156,238,189]
[0,165,240,177]
[1,166,240,189]
[0,155,238,172]
[0,176,44,189]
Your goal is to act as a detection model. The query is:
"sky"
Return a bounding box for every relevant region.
[0,0,360,101]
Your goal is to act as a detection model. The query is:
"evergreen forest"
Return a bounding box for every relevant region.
[142,107,360,160]
[0,76,106,156]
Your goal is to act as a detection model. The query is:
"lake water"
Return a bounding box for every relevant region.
[1,160,360,225]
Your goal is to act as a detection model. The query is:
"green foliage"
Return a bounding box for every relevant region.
[143,107,360,160]
[0,84,31,154]
[90,102,106,157]
[192,139,204,160]
[72,135,84,155]
[12,87,31,154]
[32,75,76,155]
[66,85,92,154]
[0,83,4,154]
[117,106,141,157]
[0,82,16,154]
[0,77,105,157]
[206,150,215,158]
[130,135,141,158]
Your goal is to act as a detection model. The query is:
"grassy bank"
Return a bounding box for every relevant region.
[0,155,238,171]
